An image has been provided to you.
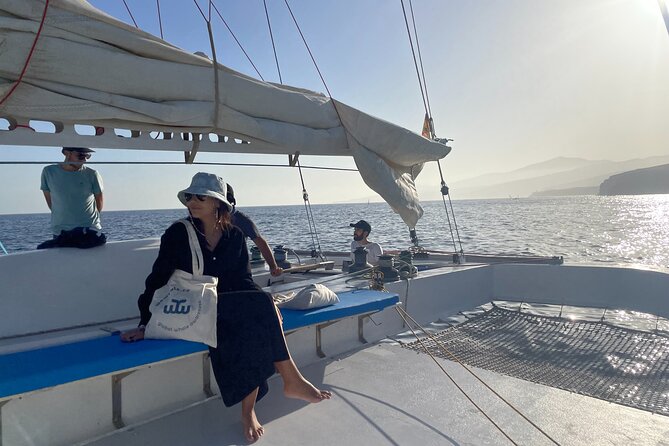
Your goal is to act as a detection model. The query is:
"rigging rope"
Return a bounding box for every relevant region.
[395,305,561,445]
[263,0,283,83]
[407,0,433,119]
[394,307,518,445]
[192,0,207,21]
[437,174,459,252]
[121,0,139,28]
[0,0,50,108]
[438,161,464,254]
[282,0,347,130]
[279,0,362,261]
[210,1,265,81]
[190,1,222,157]
[296,158,326,260]
[400,0,429,117]
[283,0,333,99]
[156,0,164,39]
[0,240,8,255]
[400,0,464,255]
[204,5,222,136]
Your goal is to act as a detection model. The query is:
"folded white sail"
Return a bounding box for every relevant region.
[0,0,450,227]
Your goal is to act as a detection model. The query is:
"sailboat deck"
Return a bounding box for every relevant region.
[82,342,669,446]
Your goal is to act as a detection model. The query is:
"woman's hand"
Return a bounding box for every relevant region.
[121,327,145,343]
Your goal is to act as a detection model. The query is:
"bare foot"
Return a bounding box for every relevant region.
[284,377,332,403]
[241,409,264,443]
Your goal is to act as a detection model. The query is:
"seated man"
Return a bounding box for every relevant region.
[350,220,383,265]
[227,184,283,276]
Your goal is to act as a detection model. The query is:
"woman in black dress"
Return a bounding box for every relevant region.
[121,172,331,443]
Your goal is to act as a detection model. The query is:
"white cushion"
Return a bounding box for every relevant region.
[275,284,339,310]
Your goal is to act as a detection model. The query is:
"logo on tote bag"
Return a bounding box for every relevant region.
[153,286,202,333]
[164,299,191,315]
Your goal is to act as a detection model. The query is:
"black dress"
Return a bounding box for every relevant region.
[137,221,290,406]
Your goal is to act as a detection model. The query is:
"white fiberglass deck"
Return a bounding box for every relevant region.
[4,242,669,446]
[82,342,669,446]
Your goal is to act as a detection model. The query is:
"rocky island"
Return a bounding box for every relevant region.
[599,164,669,196]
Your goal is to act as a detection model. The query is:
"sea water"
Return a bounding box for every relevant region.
[1,195,668,268]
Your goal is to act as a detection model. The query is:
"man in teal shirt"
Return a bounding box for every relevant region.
[38,147,106,249]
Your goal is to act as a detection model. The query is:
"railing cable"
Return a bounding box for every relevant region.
[0,160,358,172]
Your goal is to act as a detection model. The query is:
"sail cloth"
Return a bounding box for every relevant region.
[0,0,450,227]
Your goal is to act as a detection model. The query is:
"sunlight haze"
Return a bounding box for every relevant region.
[1,0,668,214]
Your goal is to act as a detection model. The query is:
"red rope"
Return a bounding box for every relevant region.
[14,124,35,131]
[0,0,51,108]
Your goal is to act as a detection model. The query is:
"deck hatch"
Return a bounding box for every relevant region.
[403,306,669,415]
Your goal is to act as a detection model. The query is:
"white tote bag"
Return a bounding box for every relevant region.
[145,220,218,347]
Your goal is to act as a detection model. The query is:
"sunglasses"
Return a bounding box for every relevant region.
[184,193,207,202]
[74,153,91,160]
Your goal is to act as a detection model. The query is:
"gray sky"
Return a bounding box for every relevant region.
[1,0,668,214]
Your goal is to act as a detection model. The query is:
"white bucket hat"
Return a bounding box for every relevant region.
[177,172,233,211]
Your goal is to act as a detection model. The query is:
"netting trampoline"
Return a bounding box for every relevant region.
[403,305,669,415]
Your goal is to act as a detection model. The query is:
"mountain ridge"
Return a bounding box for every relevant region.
[439,155,669,199]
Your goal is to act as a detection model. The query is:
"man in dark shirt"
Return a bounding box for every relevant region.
[227,185,283,276]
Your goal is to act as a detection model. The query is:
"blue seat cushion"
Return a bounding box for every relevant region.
[280,289,399,331]
[0,290,398,399]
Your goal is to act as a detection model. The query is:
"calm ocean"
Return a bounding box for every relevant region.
[1,195,668,268]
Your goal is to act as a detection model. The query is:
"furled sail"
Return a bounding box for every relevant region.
[0,0,450,227]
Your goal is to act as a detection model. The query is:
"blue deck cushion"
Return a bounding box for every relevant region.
[0,290,398,399]
[0,337,206,399]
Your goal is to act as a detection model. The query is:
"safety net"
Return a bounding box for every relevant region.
[403,305,669,415]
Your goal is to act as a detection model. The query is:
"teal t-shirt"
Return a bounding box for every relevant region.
[40,165,103,235]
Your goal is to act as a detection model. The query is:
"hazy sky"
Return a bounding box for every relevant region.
[1,0,668,214]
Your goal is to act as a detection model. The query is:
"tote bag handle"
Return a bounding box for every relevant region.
[179,219,205,277]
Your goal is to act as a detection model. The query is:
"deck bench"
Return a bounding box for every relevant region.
[0,289,399,429]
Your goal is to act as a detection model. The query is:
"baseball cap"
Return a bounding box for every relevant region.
[63,147,95,153]
[349,220,371,233]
